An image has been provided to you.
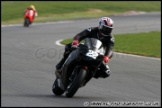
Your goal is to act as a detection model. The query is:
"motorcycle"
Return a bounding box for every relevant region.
[52,38,105,98]
[23,9,35,27]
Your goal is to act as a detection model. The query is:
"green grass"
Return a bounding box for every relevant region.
[1,1,161,24]
[60,31,161,58]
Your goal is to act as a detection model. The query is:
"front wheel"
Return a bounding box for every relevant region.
[24,18,30,27]
[65,68,87,98]
[52,79,64,96]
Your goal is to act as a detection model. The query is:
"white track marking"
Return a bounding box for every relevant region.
[1,21,73,27]
[55,39,65,46]
[114,52,160,60]
[1,11,147,28]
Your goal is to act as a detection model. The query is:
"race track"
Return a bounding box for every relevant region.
[1,12,161,107]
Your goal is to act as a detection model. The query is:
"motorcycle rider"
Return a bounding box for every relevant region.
[24,5,38,23]
[29,5,38,17]
[56,17,115,79]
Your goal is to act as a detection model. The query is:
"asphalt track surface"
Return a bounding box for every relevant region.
[1,12,161,107]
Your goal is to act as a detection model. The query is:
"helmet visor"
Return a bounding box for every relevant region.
[99,25,112,36]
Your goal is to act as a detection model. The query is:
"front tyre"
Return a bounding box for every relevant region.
[52,79,64,96]
[24,18,30,27]
[65,68,87,98]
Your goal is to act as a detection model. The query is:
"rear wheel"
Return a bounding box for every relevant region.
[65,68,87,98]
[52,79,64,96]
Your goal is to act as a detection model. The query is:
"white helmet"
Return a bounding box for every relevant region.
[98,17,114,36]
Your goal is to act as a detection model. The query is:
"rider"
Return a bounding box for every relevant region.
[24,5,38,23]
[29,5,38,17]
[56,17,115,79]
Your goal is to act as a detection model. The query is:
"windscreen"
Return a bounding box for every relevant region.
[84,38,102,51]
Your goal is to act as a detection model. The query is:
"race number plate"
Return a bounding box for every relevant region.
[86,50,98,59]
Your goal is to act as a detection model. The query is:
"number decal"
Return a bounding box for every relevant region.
[29,10,34,16]
[111,37,115,42]
[87,28,91,32]
[86,50,98,59]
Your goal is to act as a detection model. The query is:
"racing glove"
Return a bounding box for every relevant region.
[103,56,109,63]
[71,40,79,48]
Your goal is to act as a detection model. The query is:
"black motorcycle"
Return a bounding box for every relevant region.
[52,38,105,98]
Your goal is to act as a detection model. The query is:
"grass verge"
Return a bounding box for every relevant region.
[60,31,161,58]
[1,1,161,24]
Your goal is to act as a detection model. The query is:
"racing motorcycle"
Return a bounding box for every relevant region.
[52,38,105,98]
[23,9,35,27]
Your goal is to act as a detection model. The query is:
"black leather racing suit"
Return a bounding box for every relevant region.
[56,27,115,78]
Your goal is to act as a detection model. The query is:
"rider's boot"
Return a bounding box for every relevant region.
[93,63,111,79]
